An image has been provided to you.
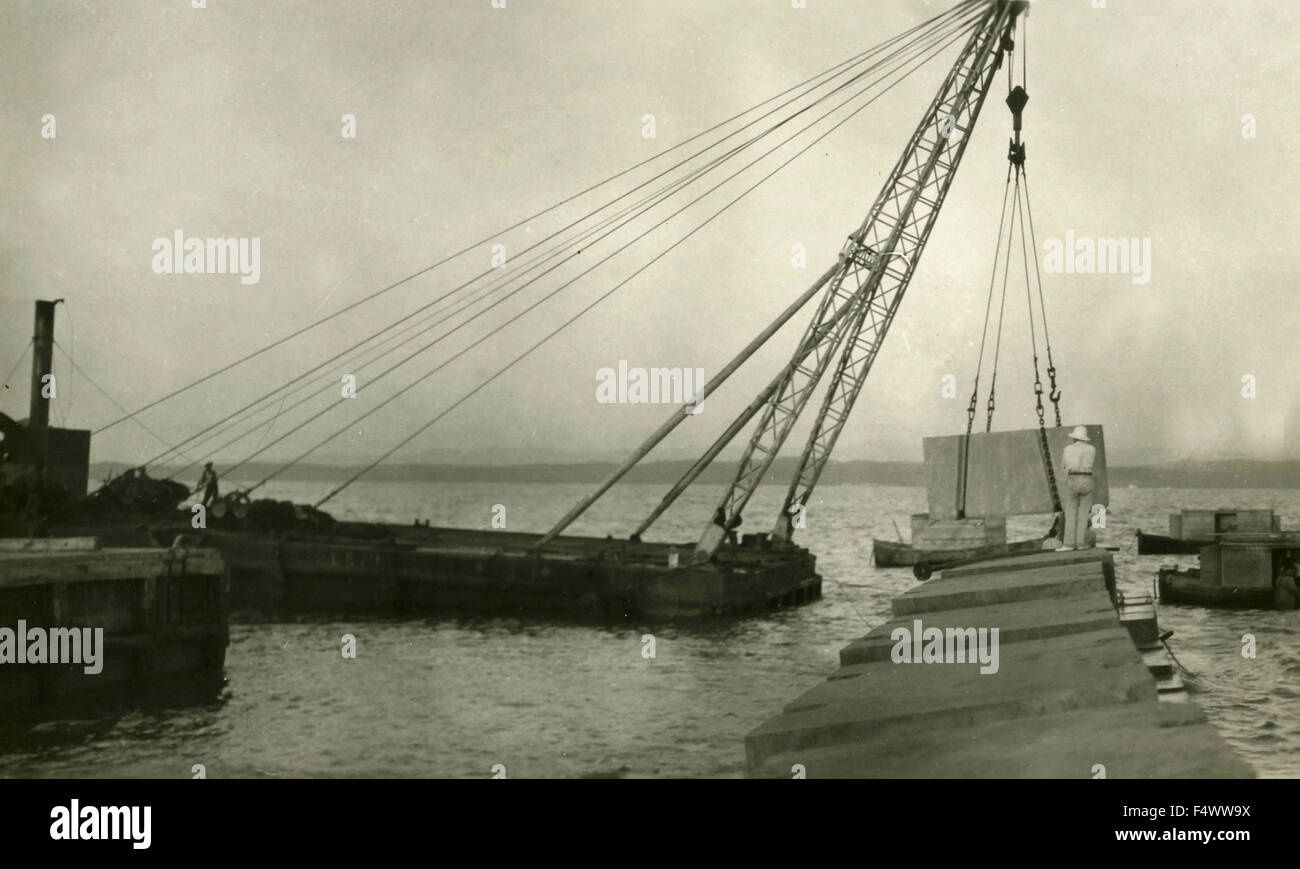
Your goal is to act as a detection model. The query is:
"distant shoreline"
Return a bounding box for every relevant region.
[90,458,1300,490]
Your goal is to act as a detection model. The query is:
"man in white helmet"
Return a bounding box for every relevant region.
[1060,426,1096,550]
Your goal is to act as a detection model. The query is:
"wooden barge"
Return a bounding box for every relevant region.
[0,538,228,715]
[198,526,820,621]
[1137,508,1280,555]
[1157,532,1300,609]
[30,518,821,621]
[0,299,820,623]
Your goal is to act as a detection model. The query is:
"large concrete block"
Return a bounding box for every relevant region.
[924,424,1108,520]
[891,564,1109,616]
[913,516,1006,551]
[750,702,1254,779]
[939,548,1109,578]
[840,596,1120,666]
[745,628,1154,767]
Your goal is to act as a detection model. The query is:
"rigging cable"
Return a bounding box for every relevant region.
[984,173,1020,432]
[164,143,746,475]
[93,0,980,438]
[217,16,982,488]
[965,163,1013,437]
[1008,12,1063,520]
[53,341,198,466]
[1021,170,1061,425]
[1016,175,1049,431]
[304,20,982,507]
[1,340,32,394]
[1019,191,1066,520]
[957,163,1013,517]
[145,3,983,473]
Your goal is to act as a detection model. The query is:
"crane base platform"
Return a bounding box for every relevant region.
[209,526,821,621]
[11,509,822,621]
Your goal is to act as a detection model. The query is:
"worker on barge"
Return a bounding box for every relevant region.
[196,462,220,508]
[1059,426,1096,550]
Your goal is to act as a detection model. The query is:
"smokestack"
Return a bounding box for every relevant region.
[29,299,58,428]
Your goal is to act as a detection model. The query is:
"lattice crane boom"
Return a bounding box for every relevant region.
[698,0,1027,558]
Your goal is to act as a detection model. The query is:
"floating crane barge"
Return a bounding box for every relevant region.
[214,526,820,619]
[14,511,822,621]
[5,1,1034,621]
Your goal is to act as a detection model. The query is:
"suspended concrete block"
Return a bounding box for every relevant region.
[923,425,1108,520]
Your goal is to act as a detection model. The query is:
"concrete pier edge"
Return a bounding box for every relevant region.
[744,549,1254,778]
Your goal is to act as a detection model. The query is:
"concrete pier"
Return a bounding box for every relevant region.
[0,539,228,712]
[745,549,1253,778]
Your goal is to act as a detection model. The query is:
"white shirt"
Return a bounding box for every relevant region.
[1062,441,1096,474]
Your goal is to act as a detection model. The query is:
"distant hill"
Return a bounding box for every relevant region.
[1107,460,1300,490]
[89,458,1300,489]
[90,458,924,487]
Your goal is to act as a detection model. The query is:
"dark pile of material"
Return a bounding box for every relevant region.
[215,497,336,534]
[84,468,191,516]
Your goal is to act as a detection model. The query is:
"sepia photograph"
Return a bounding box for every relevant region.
[0,0,1294,849]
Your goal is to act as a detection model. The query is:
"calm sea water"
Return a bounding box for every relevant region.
[1,481,1296,778]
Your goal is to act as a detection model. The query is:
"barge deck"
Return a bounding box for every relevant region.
[22,513,823,621]
[214,526,821,620]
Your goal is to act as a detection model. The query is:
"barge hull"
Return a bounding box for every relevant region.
[215,527,821,620]
[1156,568,1274,608]
[1135,531,1211,555]
[872,536,1045,569]
[17,521,823,620]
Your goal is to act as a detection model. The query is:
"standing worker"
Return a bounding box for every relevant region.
[196,462,220,508]
[1060,426,1096,550]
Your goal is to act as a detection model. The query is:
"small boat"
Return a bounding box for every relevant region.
[1135,530,1204,555]
[1157,532,1300,609]
[1137,508,1280,555]
[873,511,1057,578]
[872,535,1046,569]
[1157,568,1275,607]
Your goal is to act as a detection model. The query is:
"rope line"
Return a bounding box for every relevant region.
[212,13,981,486]
[1020,169,1062,425]
[1,340,31,393]
[985,173,1020,432]
[142,2,981,473]
[93,0,979,438]
[163,128,754,476]
[1016,177,1040,366]
[53,341,197,466]
[307,21,980,507]
[965,162,1013,436]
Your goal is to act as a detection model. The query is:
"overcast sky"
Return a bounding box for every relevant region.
[2,0,1298,471]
